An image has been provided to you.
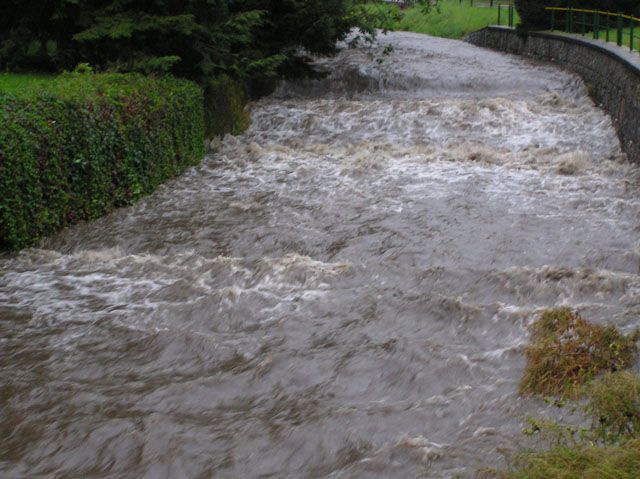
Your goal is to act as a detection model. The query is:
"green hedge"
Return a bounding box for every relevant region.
[0,73,204,250]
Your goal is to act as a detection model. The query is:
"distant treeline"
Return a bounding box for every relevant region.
[516,0,640,29]
[0,0,399,92]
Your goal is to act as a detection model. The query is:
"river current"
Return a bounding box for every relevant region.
[2,32,640,478]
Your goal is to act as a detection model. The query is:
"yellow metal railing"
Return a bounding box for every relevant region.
[544,7,640,52]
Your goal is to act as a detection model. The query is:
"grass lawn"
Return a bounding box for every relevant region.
[0,73,54,96]
[365,0,519,39]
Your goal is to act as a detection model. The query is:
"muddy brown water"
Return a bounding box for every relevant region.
[2,32,640,478]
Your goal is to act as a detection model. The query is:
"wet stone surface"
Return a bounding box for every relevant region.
[1,32,640,478]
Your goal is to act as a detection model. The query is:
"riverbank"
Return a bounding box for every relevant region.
[366,0,519,39]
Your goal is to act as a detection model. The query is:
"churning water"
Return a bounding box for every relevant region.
[2,32,640,478]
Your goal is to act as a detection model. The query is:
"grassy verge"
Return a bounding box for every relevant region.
[365,0,519,39]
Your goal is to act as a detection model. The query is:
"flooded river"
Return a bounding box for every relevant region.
[2,32,640,478]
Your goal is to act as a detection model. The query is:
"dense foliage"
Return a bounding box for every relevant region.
[0,72,204,250]
[515,0,640,30]
[0,0,392,88]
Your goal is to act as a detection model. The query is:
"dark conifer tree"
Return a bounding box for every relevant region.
[0,0,411,83]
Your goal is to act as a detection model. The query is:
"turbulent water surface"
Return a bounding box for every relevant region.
[2,32,640,478]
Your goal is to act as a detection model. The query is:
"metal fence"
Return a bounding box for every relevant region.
[546,7,640,53]
[496,4,515,27]
[460,0,513,7]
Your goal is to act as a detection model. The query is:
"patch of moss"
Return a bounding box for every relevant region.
[520,307,639,398]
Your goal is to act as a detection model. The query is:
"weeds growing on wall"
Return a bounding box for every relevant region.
[0,72,204,250]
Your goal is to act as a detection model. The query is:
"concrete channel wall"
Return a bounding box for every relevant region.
[466,26,640,163]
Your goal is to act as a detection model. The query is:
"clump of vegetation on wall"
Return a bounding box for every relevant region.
[519,307,639,398]
[588,371,640,442]
[0,72,204,250]
[481,309,640,478]
[487,373,640,478]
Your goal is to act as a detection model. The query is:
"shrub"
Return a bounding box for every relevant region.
[520,307,639,398]
[0,72,204,250]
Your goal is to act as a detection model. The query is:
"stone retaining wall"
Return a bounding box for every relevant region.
[466,26,640,162]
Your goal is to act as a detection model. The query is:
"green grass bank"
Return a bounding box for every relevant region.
[0,72,205,250]
[366,0,519,39]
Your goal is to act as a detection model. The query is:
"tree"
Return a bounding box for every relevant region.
[1,0,399,83]
[0,0,85,71]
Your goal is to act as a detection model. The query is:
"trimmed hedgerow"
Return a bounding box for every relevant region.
[0,72,204,250]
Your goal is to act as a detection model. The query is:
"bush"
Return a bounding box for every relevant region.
[520,307,639,398]
[0,72,204,250]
